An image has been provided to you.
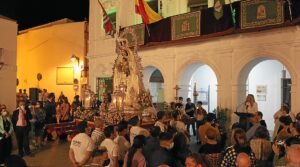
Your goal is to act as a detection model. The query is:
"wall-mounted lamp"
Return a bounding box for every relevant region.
[71,54,79,66]
[0,62,4,70]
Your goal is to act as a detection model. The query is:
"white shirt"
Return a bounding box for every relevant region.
[130,126,149,145]
[170,120,186,133]
[114,135,130,160]
[242,102,258,114]
[100,138,119,167]
[70,133,94,163]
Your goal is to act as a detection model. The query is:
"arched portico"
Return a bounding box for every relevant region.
[232,50,298,126]
[175,56,220,112]
[142,65,165,103]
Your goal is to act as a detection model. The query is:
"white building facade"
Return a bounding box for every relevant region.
[88,0,300,125]
[0,16,17,112]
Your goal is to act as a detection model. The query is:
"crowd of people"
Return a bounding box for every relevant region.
[0,90,82,166]
[2,92,300,167]
[68,94,300,167]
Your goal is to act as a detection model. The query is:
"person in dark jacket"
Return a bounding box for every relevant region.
[257,111,267,128]
[149,132,177,167]
[142,126,161,164]
[12,101,32,157]
[44,93,56,124]
[171,133,192,167]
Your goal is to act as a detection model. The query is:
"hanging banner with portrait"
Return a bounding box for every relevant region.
[122,24,145,47]
[171,11,201,40]
[240,0,284,30]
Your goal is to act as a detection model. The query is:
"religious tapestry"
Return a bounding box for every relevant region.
[123,24,145,47]
[171,11,201,40]
[213,0,225,20]
[96,77,113,101]
[240,0,284,30]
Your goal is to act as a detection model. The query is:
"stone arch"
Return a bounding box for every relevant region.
[175,55,220,110]
[142,61,167,83]
[233,50,297,86]
[233,50,297,104]
[232,50,298,126]
[142,65,165,103]
[176,55,221,86]
[142,65,165,89]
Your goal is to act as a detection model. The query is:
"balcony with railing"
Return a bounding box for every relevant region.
[119,0,300,48]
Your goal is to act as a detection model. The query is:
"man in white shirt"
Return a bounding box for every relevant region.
[114,121,130,166]
[69,121,94,167]
[100,125,119,167]
[155,111,167,133]
[129,116,150,145]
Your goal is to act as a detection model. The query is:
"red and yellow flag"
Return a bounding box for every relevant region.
[135,0,163,24]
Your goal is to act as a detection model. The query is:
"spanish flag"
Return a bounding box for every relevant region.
[135,0,163,24]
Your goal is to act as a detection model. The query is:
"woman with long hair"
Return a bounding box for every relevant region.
[61,97,70,122]
[221,128,256,167]
[242,94,258,114]
[123,135,147,167]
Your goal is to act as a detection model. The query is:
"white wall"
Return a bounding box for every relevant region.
[0,17,17,112]
[17,21,86,102]
[89,0,300,123]
[190,65,218,112]
[247,60,291,130]
[161,0,188,17]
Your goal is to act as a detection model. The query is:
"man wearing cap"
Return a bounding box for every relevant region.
[69,121,94,167]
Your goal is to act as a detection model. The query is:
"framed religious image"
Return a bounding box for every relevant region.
[256,85,267,101]
[56,67,74,85]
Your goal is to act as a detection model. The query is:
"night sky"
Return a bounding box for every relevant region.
[0,0,89,30]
